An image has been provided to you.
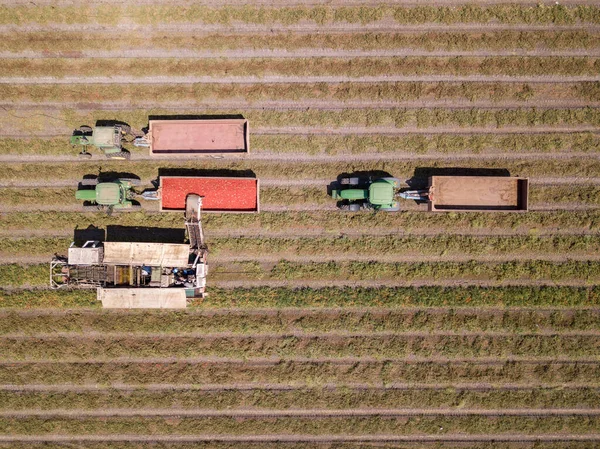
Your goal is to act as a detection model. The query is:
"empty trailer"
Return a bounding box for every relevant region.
[399,176,529,212]
[429,176,529,211]
[144,119,249,156]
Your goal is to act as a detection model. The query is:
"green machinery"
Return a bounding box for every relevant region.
[331,176,402,212]
[76,178,142,213]
[70,125,137,160]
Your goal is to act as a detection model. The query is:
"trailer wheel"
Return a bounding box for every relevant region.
[81,178,98,186]
[107,151,131,160]
[118,178,141,186]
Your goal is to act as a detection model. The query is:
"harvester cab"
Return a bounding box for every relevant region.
[331,177,402,212]
[71,124,135,160]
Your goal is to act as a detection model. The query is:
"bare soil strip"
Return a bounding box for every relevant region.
[2,75,599,84]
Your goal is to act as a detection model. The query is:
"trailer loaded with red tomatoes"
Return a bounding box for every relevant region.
[157,176,259,213]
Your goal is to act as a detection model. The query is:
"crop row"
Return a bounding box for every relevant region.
[2,308,599,335]
[2,385,599,411]
[1,184,598,212]
[4,57,600,78]
[2,4,599,26]
[2,210,599,235]
[2,157,600,184]
[6,260,600,288]
[0,441,591,449]
[3,334,600,360]
[2,132,600,157]
[4,234,600,261]
[3,30,599,53]
[1,359,598,385]
[1,82,599,107]
[0,414,598,436]
[217,259,600,283]
[262,184,600,208]
[2,285,600,309]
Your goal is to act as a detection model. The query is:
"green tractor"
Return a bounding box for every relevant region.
[331,176,401,212]
[70,125,136,160]
[76,178,142,213]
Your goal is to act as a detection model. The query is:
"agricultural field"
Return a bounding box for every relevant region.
[1,0,600,447]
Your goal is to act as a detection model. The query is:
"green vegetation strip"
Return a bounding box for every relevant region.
[0,414,598,435]
[1,386,599,411]
[2,210,599,234]
[2,132,599,157]
[210,260,600,283]
[261,185,600,207]
[1,4,599,25]
[0,358,597,385]
[2,334,599,360]
[3,57,599,78]
[3,30,600,53]
[2,82,598,104]
[8,260,599,288]
[13,232,600,259]
[3,157,600,183]
[1,286,600,309]
[4,234,600,261]
[0,184,598,211]
[2,308,599,335]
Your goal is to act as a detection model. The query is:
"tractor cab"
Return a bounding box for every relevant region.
[76,183,123,206]
[331,176,401,212]
[70,124,132,160]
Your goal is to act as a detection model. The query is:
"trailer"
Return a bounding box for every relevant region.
[50,195,208,309]
[401,176,529,212]
[144,176,260,213]
[136,119,250,157]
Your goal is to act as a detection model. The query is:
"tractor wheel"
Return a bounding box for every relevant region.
[78,126,93,133]
[81,178,99,186]
[82,205,102,212]
[348,203,361,212]
[78,152,92,159]
[118,178,141,186]
[107,151,131,160]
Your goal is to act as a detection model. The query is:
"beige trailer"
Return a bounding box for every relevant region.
[145,119,249,156]
[428,176,529,212]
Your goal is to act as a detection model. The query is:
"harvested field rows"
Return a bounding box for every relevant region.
[1,2,599,447]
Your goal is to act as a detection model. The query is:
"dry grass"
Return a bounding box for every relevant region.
[2,56,599,78]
